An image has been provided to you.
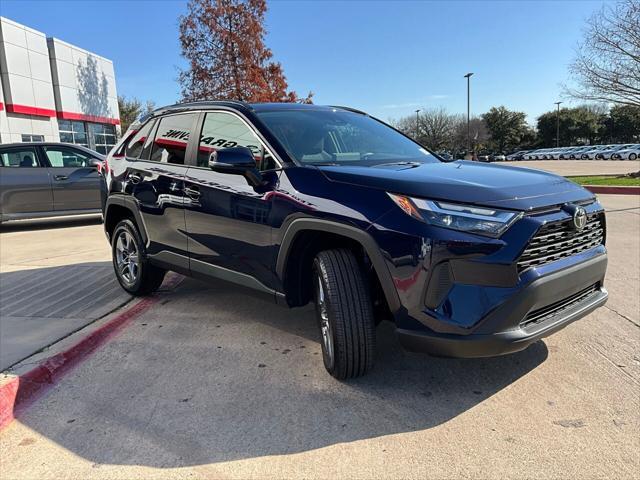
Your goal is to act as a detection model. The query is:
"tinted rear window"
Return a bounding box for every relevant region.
[149,114,197,164]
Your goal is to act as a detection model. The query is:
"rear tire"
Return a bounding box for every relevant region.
[629,153,637,161]
[111,219,166,295]
[313,249,376,379]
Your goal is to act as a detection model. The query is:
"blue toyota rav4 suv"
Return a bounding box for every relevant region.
[103,101,608,379]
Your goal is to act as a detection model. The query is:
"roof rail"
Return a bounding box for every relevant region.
[150,100,253,116]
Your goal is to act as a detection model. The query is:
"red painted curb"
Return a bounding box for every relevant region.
[0,275,182,430]
[585,185,640,195]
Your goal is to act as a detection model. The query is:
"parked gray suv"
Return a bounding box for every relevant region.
[0,142,104,224]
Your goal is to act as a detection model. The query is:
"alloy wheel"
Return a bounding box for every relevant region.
[115,230,140,285]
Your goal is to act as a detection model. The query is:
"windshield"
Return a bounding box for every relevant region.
[256,109,440,167]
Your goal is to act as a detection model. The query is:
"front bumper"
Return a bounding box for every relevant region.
[397,253,608,358]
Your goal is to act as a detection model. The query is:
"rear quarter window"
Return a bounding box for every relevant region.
[125,120,156,159]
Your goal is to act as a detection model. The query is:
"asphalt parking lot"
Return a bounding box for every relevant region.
[0,167,638,478]
[503,159,639,176]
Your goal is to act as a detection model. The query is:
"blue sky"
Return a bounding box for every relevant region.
[2,0,605,124]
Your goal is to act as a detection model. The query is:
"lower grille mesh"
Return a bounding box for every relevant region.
[521,283,600,329]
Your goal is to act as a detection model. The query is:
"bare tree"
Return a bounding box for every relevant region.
[565,0,640,107]
[392,108,459,151]
[418,108,458,151]
[452,116,489,153]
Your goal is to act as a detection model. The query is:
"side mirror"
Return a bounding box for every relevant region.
[89,158,103,168]
[208,147,263,186]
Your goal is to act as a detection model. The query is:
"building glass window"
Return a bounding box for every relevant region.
[57,120,117,154]
[58,120,88,147]
[89,123,117,154]
[21,134,45,143]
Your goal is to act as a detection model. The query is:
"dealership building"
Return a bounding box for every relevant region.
[0,17,120,153]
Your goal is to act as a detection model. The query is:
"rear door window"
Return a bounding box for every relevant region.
[0,148,40,167]
[149,113,198,165]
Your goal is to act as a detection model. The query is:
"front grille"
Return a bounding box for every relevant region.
[517,212,605,272]
[521,283,600,329]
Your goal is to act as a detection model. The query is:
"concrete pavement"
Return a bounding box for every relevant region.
[0,196,638,479]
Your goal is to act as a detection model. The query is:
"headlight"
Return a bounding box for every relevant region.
[387,193,522,237]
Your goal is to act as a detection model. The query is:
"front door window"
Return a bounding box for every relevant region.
[197,112,277,170]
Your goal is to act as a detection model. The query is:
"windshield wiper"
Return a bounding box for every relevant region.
[307,162,340,166]
[372,161,422,168]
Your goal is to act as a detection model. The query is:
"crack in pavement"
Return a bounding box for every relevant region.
[604,305,639,329]
[590,344,640,386]
[606,207,640,213]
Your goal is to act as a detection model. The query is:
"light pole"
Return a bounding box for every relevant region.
[464,73,474,154]
[415,109,420,140]
[554,101,562,148]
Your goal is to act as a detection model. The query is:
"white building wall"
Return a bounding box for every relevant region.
[0,16,119,147]
[0,79,8,142]
[48,38,119,127]
[0,17,59,142]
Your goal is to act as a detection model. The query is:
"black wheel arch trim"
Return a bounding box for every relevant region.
[276,217,402,313]
[103,195,149,245]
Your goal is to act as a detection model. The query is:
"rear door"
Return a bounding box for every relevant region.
[40,145,102,211]
[0,146,53,218]
[124,113,199,266]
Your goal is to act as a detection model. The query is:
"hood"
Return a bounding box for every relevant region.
[318,161,594,211]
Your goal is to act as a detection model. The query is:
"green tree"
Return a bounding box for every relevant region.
[143,100,156,118]
[536,106,603,147]
[481,106,529,153]
[117,96,157,134]
[118,95,142,133]
[603,104,640,142]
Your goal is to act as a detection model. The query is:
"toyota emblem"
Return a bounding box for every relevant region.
[573,207,587,230]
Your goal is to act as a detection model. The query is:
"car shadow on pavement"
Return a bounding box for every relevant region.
[13,276,548,467]
[0,262,131,371]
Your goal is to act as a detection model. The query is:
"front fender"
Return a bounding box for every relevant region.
[276,217,402,313]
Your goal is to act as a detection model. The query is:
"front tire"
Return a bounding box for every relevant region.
[111,219,166,295]
[313,249,376,379]
[629,153,637,161]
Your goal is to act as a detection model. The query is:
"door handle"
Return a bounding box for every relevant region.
[54,175,68,181]
[128,173,142,184]
[184,186,201,198]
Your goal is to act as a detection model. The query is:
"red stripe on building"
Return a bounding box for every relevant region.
[6,103,56,117]
[57,111,120,125]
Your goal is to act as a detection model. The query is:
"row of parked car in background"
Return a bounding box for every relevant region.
[506,143,640,161]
